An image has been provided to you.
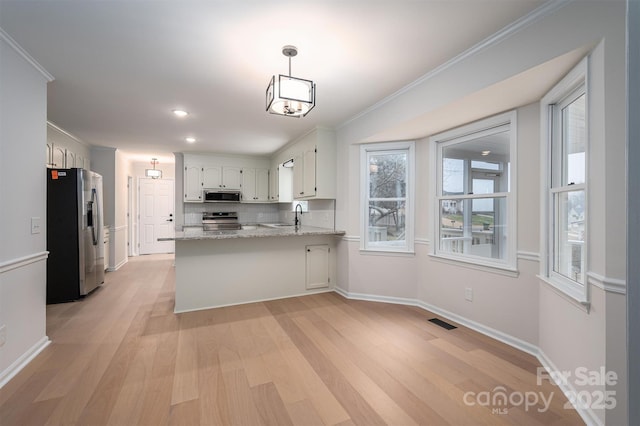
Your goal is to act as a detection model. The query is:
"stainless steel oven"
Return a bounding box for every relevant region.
[202,212,241,231]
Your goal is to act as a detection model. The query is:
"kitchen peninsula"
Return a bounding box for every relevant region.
[161,225,345,313]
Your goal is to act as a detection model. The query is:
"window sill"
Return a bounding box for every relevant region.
[428,253,519,277]
[537,274,590,311]
[359,249,415,257]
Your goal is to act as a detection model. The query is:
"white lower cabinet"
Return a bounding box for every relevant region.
[305,244,330,289]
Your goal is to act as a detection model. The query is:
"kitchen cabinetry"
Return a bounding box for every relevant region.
[47,123,91,170]
[183,154,270,203]
[269,165,279,201]
[203,166,242,190]
[305,244,330,289]
[184,165,203,201]
[242,168,269,202]
[275,127,336,201]
[46,142,89,169]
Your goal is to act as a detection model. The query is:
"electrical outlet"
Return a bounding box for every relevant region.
[0,324,6,347]
[465,287,473,302]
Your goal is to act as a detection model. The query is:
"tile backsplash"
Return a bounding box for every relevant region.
[182,199,336,229]
[183,203,279,226]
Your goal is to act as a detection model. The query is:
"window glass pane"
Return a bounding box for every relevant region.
[554,190,585,284]
[442,158,464,195]
[369,152,406,198]
[471,160,500,170]
[472,178,495,195]
[562,93,586,185]
[368,201,406,245]
[439,197,507,260]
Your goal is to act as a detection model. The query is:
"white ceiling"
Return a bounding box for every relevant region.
[0,0,549,161]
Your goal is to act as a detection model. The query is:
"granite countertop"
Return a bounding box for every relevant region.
[161,224,346,241]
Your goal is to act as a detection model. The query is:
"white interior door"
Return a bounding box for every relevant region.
[139,178,175,254]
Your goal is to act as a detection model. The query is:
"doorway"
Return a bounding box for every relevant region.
[138,178,175,254]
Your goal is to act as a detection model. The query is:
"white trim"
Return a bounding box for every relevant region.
[430,110,518,271]
[109,256,128,272]
[47,121,90,147]
[587,271,626,294]
[538,274,590,311]
[539,56,590,304]
[174,288,334,314]
[360,141,415,253]
[108,224,128,232]
[341,235,360,242]
[332,287,599,426]
[428,253,519,278]
[536,349,602,426]
[338,0,571,130]
[0,336,50,389]
[333,287,537,355]
[0,27,54,82]
[359,249,415,257]
[0,251,48,274]
[517,251,540,262]
[415,238,430,246]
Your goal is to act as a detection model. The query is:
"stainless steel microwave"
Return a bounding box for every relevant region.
[204,190,242,202]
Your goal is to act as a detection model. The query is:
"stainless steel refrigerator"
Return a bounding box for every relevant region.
[47,168,105,303]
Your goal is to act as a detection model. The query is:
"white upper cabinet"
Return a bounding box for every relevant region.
[184,164,203,202]
[46,123,91,170]
[202,165,222,189]
[182,154,269,203]
[222,166,242,190]
[242,168,269,202]
[273,128,336,201]
[269,165,279,201]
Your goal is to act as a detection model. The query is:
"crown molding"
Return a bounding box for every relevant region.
[338,0,572,130]
[0,27,54,82]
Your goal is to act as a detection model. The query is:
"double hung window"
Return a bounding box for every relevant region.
[431,112,516,270]
[361,142,414,252]
[541,57,588,302]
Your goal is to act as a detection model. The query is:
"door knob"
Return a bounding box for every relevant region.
[167,218,173,222]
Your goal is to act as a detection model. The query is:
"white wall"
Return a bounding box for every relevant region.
[334,2,627,425]
[90,147,129,270]
[627,0,640,423]
[0,29,52,385]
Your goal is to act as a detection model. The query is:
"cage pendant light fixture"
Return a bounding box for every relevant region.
[266,45,315,118]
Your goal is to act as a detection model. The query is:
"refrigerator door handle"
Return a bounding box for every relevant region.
[89,188,98,246]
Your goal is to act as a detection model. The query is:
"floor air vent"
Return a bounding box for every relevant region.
[428,318,457,330]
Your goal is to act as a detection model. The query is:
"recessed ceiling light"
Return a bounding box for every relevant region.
[481,150,491,156]
[185,137,196,143]
[172,109,189,117]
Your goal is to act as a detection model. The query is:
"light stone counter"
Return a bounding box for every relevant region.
[161,225,345,241]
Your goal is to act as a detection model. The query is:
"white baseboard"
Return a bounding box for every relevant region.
[0,336,50,389]
[107,256,128,272]
[537,349,602,426]
[333,286,598,426]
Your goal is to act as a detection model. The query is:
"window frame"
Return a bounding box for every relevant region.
[429,111,518,271]
[360,141,415,253]
[540,57,589,304]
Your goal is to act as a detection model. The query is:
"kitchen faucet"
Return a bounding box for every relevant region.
[294,203,303,227]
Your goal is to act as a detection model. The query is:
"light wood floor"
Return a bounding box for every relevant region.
[1,254,584,425]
